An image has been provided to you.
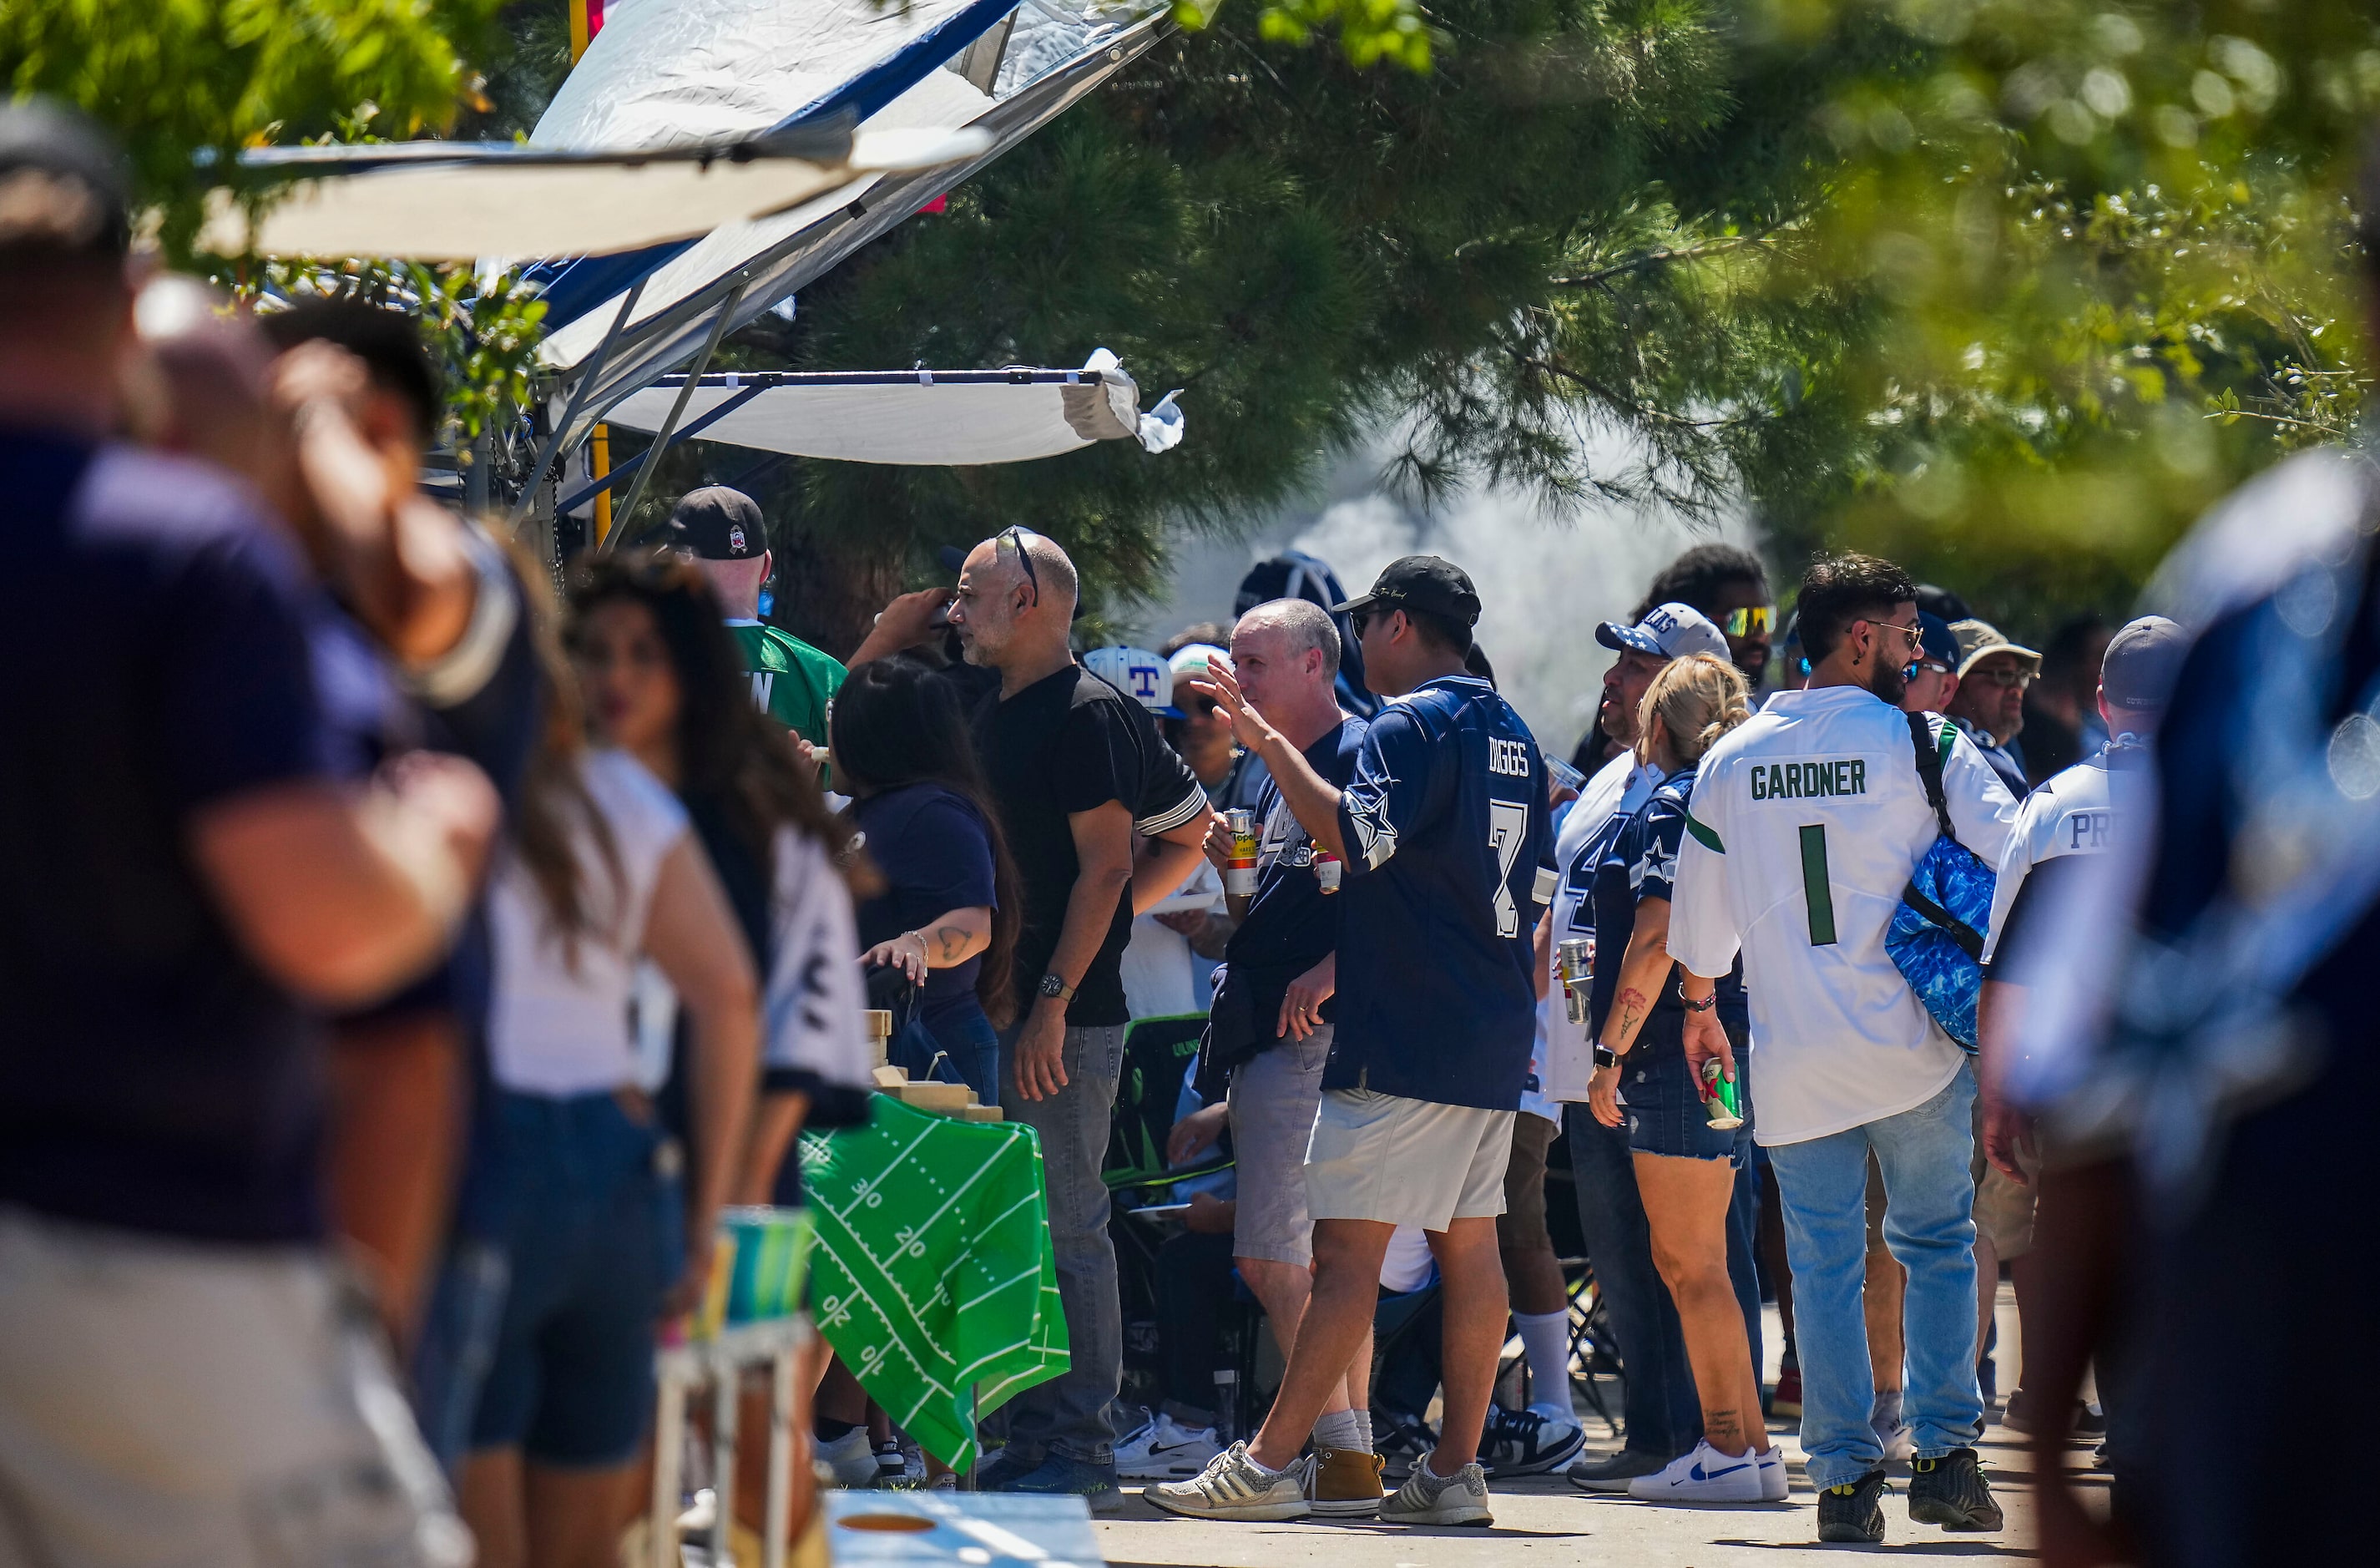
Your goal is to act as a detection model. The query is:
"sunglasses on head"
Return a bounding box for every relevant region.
[1721,605,1775,639]
[999,525,1039,606]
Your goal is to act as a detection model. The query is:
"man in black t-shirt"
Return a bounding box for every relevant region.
[947,527,1210,1510]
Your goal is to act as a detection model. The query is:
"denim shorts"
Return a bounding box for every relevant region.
[470,1090,681,1467]
[1620,1010,1754,1166]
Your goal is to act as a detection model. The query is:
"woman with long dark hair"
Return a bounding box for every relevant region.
[567,552,874,1183]
[828,655,1022,1100]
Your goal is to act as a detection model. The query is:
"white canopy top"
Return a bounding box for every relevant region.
[599,352,1183,465]
[195,128,988,262]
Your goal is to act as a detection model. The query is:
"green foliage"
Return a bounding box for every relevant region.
[1175,0,1438,71]
[1730,0,2380,625]
[0,0,507,256]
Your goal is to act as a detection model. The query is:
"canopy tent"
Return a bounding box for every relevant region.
[597,352,1185,470]
[533,1,1173,453]
[194,124,990,261]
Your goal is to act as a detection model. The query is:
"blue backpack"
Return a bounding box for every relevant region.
[1885,713,1998,1051]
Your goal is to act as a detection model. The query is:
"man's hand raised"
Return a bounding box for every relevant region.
[1185,660,1275,754]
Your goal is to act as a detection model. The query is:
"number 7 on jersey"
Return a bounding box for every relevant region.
[1488,799,1529,939]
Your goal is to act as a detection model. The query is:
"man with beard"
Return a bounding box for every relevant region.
[1665,553,2018,1545]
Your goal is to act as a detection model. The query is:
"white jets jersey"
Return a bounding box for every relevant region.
[1982,750,2118,968]
[1668,684,2019,1145]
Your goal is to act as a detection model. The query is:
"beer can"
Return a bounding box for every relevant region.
[1312,847,1342,893]
[1556,936,1594,1026]
[1700,1058,1744,1130]
[1224,808,1259,896]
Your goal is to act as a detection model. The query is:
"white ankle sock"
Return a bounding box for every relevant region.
[1312,1408,1372,1454]
[1514,1308,1572,1414]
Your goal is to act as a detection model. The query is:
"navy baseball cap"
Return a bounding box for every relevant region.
[667,487,766,561]
[1333,554,1483,627]
[1914,611,1958,669]
[2100,615,2186,711]
[0,99,131,259]
[1596,601,1730,661]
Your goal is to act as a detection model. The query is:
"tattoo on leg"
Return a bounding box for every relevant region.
[1705,1408,1746,1451]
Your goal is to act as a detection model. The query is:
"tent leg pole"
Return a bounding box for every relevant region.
[505,277,647,530]
[606,281,746,551]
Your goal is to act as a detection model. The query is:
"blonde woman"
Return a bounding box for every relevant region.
[1583,655,1780,1504]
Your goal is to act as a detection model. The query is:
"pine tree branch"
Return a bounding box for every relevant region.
[1548,228,1786,291]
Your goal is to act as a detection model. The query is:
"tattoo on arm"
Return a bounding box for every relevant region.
[931,924,971,963]
[1614,987,1650,1047]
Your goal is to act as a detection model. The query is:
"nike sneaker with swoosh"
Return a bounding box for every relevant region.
[1114,1411,1223,1479]
[1626,1439,1767,1503]
[1756,1445,1789,1501]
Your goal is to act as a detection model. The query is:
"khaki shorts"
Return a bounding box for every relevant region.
[1227,1027,1332,1266]
[1304,1087,1515,1232]
[1496,1111,1559,1256]
[0,1207,467,1568]
[1973,1147,2041,1259]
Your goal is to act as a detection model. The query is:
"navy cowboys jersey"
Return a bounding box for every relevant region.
[1329,674,1555,1110]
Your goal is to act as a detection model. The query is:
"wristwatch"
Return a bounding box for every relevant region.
[1038,973,1078,1004]
[1593,1044,1620,1069]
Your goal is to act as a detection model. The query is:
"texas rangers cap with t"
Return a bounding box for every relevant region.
[1084,645,1183,718]
[2100,615,2186,711]
[0,99,131,258]
[666,486,766,561]
[1596,601,1730,662]
[1332,554,1483,627]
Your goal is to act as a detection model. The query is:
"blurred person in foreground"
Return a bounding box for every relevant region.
[1552,603,1755,1493]
[945,529,1213,1510]
[1166,598,1382,1514]
[1971,618,2179,1451]
[1945,619,2039,798]
[1667,553,2017,1545]
[135,284,549,1370]
[1150,556,1551,1527]
[0,100,497,1565]
[456,558,766,1568]
[1998,224,2380,1553]
[567,554,872,1530]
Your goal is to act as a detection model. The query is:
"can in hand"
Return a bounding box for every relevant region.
[1311,846,1342,893]
[1556,936,1594,1025]
[1700,1057,1744,1130]
[1224,808,1259,897]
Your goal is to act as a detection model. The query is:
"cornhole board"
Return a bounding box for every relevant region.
[821,1492,1101,1565]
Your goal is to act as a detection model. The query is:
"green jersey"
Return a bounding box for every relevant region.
[728,620,844,744]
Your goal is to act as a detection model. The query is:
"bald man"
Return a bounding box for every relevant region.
[945,527,1211,1510]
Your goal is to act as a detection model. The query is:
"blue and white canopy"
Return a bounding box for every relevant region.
[534,0,1174,449]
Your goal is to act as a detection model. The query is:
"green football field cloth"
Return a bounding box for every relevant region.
[800,1095,1067,1469]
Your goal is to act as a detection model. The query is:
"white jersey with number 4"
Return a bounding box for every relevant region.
[1668,684,2019,1145]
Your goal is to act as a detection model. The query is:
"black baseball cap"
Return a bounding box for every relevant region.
[1332,554,1482,627]
[2100,615,2186,711]
[666,486,766,561]
[0,99,130,258]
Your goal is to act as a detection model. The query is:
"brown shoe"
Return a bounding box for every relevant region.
[1306,1448,1387,1518]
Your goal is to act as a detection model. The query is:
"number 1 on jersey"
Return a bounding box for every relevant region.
[1799,823,1837,946]
[1488,799,1529,939]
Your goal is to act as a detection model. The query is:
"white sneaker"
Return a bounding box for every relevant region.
[1625,1440,1766,1503]
[816,1428,879,1488]
[1756,1445,1789,1501]
[1115,1412,1223,1479]
[1143,1442,1311,1521]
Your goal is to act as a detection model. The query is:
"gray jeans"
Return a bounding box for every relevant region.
[997,1021,1126,1466]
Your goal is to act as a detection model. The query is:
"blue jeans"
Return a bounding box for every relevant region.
[997,1021,1126,1466]
[1764,1064,1982,1489]
[926,1004,1002,1104]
